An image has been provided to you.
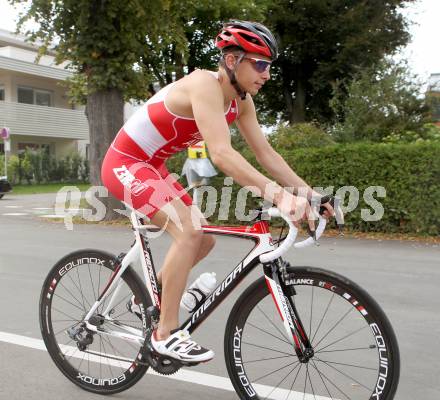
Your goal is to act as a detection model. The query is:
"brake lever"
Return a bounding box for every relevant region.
[318,195,345,236]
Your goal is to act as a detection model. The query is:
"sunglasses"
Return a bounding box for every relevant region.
[243,57,272,73]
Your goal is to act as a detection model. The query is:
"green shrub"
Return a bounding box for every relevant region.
[269,123,335,150]
[167,142,440,235]
[2,149,90,184]
[382,123,440,144]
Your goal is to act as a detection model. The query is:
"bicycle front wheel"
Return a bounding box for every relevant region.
[39,249,151,394]
[225,266,400,400]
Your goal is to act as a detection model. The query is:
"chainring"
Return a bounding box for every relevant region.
[143,350,182,375]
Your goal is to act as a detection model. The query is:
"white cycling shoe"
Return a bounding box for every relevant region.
[150,329,214,363]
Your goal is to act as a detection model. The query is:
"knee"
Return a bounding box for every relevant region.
[202,234,216,253]
[177,227,204,248]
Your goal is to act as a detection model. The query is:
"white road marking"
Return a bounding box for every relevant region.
[32,207,53,210]
[39,215,64,219]
[0,331,336,400]
[2,212,29,216]
[4,205,23,209]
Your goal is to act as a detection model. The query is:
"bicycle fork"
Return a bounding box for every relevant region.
[263,260,314,363]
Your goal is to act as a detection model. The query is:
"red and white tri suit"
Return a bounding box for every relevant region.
[101,72,239,218]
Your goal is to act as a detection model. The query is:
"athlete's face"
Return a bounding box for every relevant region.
[233,52,272,96]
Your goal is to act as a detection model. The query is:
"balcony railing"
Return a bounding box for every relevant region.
[0,100,88,140]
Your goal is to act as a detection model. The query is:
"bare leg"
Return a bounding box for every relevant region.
[149,200,215,340]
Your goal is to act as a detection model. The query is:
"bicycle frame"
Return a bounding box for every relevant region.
[83,210,312,357]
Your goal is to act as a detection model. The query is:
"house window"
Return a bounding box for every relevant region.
[0,85,5,101]
[18,142,39,152]
[17,86,53,106]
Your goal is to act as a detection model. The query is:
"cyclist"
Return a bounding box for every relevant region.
[101,20,334,363]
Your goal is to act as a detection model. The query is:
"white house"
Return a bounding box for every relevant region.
[0,29,89,158]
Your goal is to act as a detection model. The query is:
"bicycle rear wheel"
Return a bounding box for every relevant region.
[40,249,151,394]
[225,266,400,400]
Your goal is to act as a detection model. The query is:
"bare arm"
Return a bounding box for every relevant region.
[190,72,281,203]
[235,96,318,198]
[189,71,317,227]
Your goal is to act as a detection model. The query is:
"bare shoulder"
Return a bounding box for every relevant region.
[186,69,222,96]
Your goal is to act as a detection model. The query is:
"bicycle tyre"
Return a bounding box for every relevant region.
[224,266,400,400]
[39,249,151,394]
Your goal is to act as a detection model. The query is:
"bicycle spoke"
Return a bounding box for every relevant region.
[53,322,79,337]
[316,359,377,371]
[244,354,293,364]
[99,339,103,379]
[107,293,135,319]
[52,306,81,322]
[263,362,301,400]
[246,321,292,346]
[302,363,307,400]
[257,304,290,343]
[77,350,86,372]
[285,363,303,400]
[53,292,86,313]
[97,265,102,311]
[309,360,352,400]
[253,360,300,383]
[66,271,91,309]
[317,345,376,354]
[311,292,335,344]
[88,263,97,302]
[314,356,372,392]
[306,364,318,400]
[75,265,90,311]
[99,282,121,318]
[51,319,81,323]
[313,306,353,349]
[100,339,116,376]
[315,325,369,353]
[242,340,294,356]
[101,335,125,364]
[58,281,88,312]
[309,286,314,340]
[310,359,334,400]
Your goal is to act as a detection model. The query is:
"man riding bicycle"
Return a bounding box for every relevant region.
[101,20,334,363]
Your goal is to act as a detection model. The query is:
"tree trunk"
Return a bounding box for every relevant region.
[86,88,124,220]
[292,72,306,123]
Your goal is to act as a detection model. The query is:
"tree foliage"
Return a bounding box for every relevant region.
[12,0,171,102]
[255,0,416,125]
[329,58,430,142]
[141,0,266,91]
[10,0,178,218]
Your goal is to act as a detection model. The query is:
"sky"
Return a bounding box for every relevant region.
[0,0,439,82]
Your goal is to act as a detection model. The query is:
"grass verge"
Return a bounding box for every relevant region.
[10,182,91,195]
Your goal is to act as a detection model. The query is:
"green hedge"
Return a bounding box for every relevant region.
[0,149,89,185]
[167,142,440,235]
[277,142,440,235]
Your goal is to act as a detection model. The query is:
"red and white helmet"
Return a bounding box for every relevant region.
[216,20,278,60]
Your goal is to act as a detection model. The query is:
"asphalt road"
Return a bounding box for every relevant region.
[0,193,439,399]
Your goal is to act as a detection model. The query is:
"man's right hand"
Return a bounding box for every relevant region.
[274,191,317,233]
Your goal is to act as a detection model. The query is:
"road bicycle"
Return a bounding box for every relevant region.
[39,204,400,399]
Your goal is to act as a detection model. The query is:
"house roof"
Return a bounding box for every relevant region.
[428,73,440,92]
[0,28,52,53]
[0,29,72,80]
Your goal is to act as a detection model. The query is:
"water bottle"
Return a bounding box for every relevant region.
[180,272,217,312]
